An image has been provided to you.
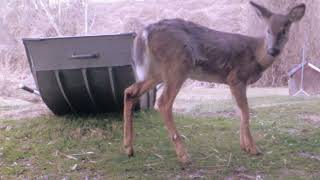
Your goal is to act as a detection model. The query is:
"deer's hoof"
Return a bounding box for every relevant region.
[124,146,134,157]
[241,145,262,156]
[179,154,192,167]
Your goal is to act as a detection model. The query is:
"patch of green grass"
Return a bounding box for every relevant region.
[0,97,320,179]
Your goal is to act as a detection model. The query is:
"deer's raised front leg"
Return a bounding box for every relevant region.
[229,83,259,155]
[123,79,159,157]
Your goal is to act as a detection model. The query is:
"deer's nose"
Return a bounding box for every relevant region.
[267,48,280,57]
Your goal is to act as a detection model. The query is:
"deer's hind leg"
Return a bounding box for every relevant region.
[123,79,159,156]
[157,76,191,165]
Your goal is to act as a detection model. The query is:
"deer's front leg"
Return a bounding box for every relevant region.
[230,83,259,155]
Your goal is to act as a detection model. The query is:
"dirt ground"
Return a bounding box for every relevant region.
[0,96,50,120]
[0,83,288,120]
[0,76,51,120]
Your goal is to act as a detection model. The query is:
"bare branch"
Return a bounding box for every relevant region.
[37,0,62,36]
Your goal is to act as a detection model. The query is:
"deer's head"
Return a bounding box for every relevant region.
[250,1,306,57]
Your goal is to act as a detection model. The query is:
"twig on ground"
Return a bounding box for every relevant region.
[198,165,227,169]
[71,152,94,156]
[227,153,232,167]
[58,151,78,160]
[215,154,226,162]
[71,164,78,171]
[180,134,189,141]
[208,146,220,154]
[238,173,256,179]
[144,162,162,167]
[153,153,164,160]
[198,152,216,160]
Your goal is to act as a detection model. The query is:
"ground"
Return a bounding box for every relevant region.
[0,87,320,179]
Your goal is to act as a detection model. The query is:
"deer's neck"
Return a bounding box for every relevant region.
[255,37,276,70]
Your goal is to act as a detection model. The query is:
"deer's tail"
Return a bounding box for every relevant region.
[132,29,152,82]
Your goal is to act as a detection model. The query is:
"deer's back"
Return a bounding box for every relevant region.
[144,19,264,84]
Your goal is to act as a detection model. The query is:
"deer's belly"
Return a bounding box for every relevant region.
[188,67,226,84]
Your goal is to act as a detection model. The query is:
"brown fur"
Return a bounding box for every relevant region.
[123,2,306,165]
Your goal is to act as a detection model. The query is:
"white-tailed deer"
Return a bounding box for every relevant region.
[123,1,306,164]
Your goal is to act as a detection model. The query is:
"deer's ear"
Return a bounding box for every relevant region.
[250,1,273,20]
[288,4,306,22]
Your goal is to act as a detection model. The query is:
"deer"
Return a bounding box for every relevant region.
[123,1,306,165]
